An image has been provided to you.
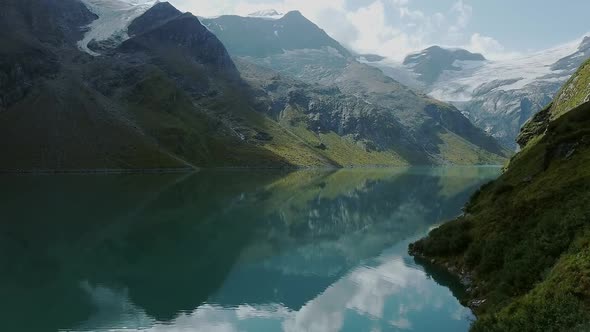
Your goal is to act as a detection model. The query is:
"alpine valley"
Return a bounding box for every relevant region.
[0,0,508,172]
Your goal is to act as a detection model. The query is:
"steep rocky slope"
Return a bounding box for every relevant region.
[203,13,509,165]
[409,59,590,331]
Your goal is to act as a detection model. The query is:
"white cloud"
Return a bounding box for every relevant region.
[73,251,471,332]
[459,33,527,60]
[391,0,410,5]
[448,0,472,34]
[346,1,402,55]
[466,33,507,58]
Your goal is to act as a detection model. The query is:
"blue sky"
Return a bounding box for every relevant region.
[407,0,590,51]
[169,0,590,60]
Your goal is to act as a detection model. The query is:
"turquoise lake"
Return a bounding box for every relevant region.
[0,167,500,332]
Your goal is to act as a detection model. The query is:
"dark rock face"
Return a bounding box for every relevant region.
[0,0,96,110]
[0,43,59,110]
[128,1,182,37]
[121,13,238,75]
[0,0,97,46]
[403,46,486,85]
[358,54,386,62]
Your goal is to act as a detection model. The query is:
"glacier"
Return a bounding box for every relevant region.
[78,0,158,55]
[428,40,580,102]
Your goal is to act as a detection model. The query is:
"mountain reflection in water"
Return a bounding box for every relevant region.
[0,167,499,332]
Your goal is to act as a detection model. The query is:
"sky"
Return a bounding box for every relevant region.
[167,0,590,61]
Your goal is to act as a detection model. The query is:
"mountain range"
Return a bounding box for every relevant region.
[0,0,508,171]
[367,37,590,149]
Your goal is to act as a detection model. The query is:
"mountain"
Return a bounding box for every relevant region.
[403,46,486,85]
[0,0,299,170]
[409,59,590,331]
[372,40,590,149]
[202,13,509,165]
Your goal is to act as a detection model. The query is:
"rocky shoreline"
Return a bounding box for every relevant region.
[408,245,487,313]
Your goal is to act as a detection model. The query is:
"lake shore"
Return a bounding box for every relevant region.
[0,164,505,175]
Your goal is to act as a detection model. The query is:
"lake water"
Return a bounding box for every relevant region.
[0,167,500,332]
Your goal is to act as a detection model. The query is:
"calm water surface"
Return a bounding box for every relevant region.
[0,167,500,332]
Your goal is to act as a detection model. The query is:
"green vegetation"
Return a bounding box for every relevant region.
[410,61,590,331]
[125,71,294,168]
[0,75,189,171]
[125,70,409,168]
[275,106,409,166]
[552,58,590,120]
[436,131,507,165]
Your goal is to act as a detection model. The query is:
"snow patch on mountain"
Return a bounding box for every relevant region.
[248,9,284,20]
[78,0,157,55]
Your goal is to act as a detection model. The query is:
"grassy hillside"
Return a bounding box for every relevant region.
[409,62,590,330]
[551,58,590,120]
[0,73,189,171]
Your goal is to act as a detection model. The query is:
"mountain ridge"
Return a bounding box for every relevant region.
[203,10,351,58]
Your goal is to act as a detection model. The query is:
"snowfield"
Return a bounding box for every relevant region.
[78,0,157,55]
[370,36,586,103]
[428,39,580,102]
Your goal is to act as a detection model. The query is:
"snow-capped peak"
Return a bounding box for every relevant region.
[78,0,158,55]
[247,9,284,19]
